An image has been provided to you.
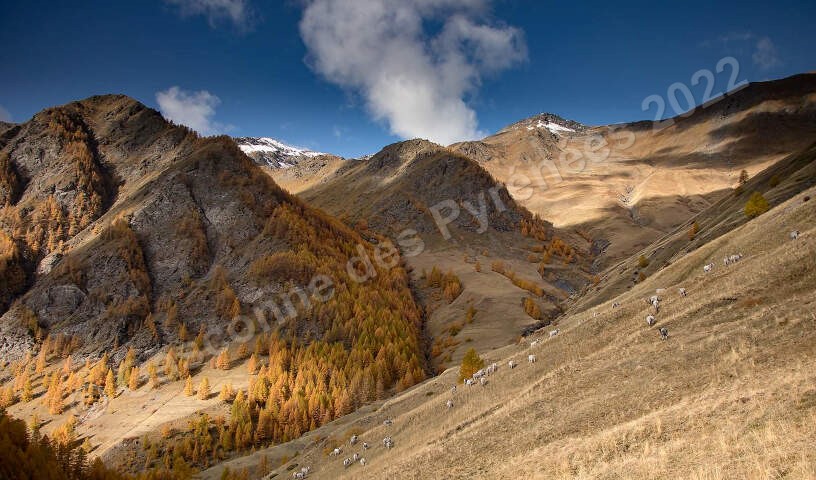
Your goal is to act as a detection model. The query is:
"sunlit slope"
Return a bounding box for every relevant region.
[223,179,816,480]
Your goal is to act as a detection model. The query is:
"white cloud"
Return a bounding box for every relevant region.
[156,86,232,136]
[703,32,781,71]
[299,0,527,145]
[0,105,11,122]
[165,0,255,29]
[752,36,781,70]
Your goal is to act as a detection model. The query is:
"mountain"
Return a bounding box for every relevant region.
[497,112,587,135]
[234,136,329,168]
[452,73,816,271]
[296,138,595,371]
[0,96,429,470]
[205,135,816,480]
[4,74,816,480]
[235,136,348,194]
[573,138,816,311]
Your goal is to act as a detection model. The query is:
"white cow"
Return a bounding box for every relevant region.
[530,339,541,347]
[508,360,517,369]
[528,354,537,363]
[479,377,488,386]
[612,302,621,309]
[383,436,394,449]
[549,329,559,338]
[383,419,393,426]
[446,399,454,409]
[362,442,369,450]
[360,457,367,467]
[704,263,714,273]
[343,458,352,468]
[352,453,360,462]
[790,230,800,240]
[646,315,656,326]
[678,288,687,297]
[350,434,358,445]
[330,447,342,456]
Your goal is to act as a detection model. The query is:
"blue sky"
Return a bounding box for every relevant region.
[1,0,814,157]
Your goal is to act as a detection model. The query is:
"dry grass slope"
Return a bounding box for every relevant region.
[228,183,816,480]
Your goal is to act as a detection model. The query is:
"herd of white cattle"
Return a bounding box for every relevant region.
[647,228,803,340]
[640,290,678,339]
[301,229,807,477]
[322,423,398,474]
[704,231,801,275]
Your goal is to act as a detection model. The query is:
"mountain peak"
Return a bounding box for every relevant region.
[498,112,586,136]
[235,136,331,169]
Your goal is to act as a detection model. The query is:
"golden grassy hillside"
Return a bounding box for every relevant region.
[212,182,816,479]
[453,73,816,270]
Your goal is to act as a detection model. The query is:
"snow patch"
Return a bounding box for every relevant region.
[527,120,575,135]
[237,137,324,158]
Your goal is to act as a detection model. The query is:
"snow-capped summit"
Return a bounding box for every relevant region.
[499,113,586,136]
[235,137,327,168]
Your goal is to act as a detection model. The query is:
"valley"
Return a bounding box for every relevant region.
[1,74,815,480]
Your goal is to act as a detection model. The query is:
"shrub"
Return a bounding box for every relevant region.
[216,348,231,370]
[637,255,649,268]
[744,192,770,218]
[491,261,506,274]
[426,267,462,303]
[247,354,259,375]
[104,368,116,398]
[769,175,781,188]
[128,366,140,391]
[198,377,210,400]
[509,274,543,297]
[184,376,194,397]
[219,382,235,402]
[458,348,485,383]
[734,170,749,196]
[688,221,699,241]
[442,272,462,302]
[148,363,159,389]
[522,297,542,320]
[465,305,476,324]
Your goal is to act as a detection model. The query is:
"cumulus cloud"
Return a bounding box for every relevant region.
[299,0,527,145]
[0,105,11,122]
[156,86,232,136]
[752,36,781,70]
[165,0,255,29]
